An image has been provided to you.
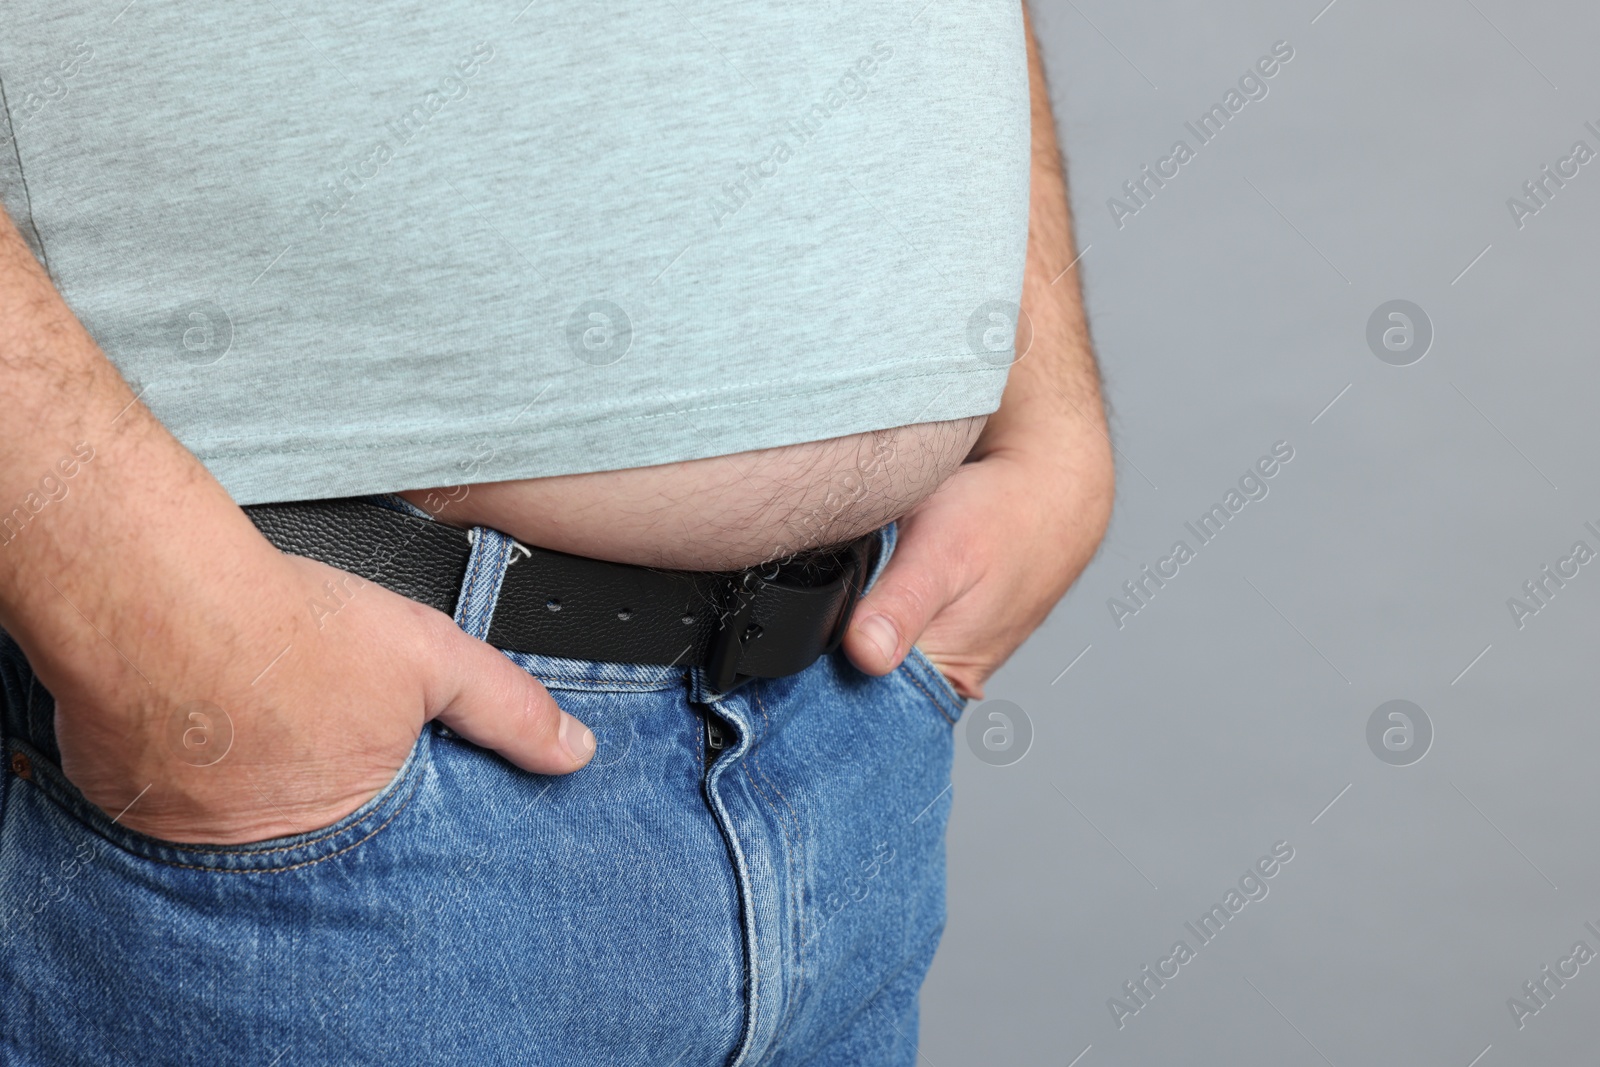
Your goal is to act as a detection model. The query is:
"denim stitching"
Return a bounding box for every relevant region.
[701,694,763,1067]
[900,649,963,724]
[536,676,682,693]
[454,527,510,640]
[11,734,426,870]
[750,686,807,1045]
[539,676,679,689]
[129,768,423,875]
[736,747,800,1020]
[863,521,897,595]
[901,665,960,726]
[735,713,798,930]
[737,758,794,1062]
[23,673,42,752]
[454,533,488,634]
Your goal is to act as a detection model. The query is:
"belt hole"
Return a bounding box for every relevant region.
[680,613,695,625]
[617,608,633,621]
[545,597,562,612]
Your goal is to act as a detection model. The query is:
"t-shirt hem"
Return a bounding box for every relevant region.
[205,364,1011,506]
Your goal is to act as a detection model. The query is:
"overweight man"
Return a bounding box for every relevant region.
[0,2,1110,1063]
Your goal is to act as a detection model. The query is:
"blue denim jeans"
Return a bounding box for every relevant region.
[0,515,964,1065]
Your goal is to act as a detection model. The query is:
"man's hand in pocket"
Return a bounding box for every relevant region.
[45,543,593,845]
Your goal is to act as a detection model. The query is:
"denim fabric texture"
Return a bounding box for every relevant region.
[0,512,964,1065]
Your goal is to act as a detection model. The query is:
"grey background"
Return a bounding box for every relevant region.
[922,1,1600,1064]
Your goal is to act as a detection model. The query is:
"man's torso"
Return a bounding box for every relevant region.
[0,1,1030,566]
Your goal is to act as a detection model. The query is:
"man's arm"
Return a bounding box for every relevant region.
[842,2,1115,696]
[979,2,1109,480]
[0,208,589,843]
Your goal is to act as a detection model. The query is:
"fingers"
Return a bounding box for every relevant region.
[842,522,960,676]
[419,616,595,775]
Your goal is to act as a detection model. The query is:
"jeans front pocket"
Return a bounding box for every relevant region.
[2,723,441,1066]
[2,725,431,875]
[900,645,967,726]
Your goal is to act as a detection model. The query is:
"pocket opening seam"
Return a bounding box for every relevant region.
[900,648,964,724]
[131,767,425,875]
[8,732,429,872]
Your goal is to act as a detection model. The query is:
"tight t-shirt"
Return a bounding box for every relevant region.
[0,1,1030,505]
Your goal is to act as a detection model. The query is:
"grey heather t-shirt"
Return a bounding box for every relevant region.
[0,1,1030,505]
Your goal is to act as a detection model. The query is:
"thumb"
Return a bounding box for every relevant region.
[420,619,595,775]
[843,526,959,676]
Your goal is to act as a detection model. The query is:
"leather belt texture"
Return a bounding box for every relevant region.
[242,498,877,693]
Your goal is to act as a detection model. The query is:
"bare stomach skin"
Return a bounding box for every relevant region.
[398,416,986,571]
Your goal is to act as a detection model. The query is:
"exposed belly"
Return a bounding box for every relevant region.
[398,417,985,571]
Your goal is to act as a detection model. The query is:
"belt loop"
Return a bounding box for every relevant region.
[862,521,897,596]
[454,526,516,641]
[370,492,438,521]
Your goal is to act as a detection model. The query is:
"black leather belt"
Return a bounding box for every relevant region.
[242,499,877,693]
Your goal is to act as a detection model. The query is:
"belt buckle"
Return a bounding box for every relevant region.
[703,533,877,696]
[823,534,875,654]
[706,569,763,695]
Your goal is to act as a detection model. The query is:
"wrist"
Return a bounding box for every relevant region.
[970,417,1114,535]
[0,408,285,705]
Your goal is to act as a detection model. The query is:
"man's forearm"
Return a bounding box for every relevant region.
[0,205,587,839]
[0,207,274,694]
[975,3,1114,528]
